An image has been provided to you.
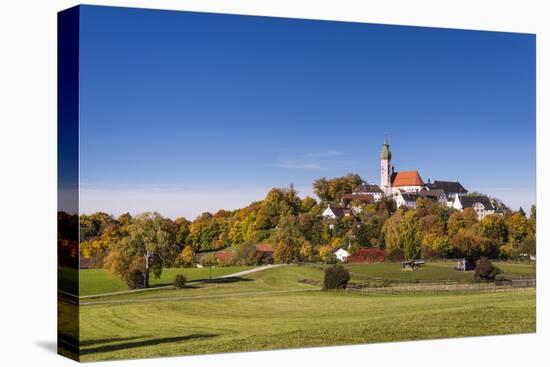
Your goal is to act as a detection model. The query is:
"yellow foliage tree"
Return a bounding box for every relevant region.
[179,245,194,267]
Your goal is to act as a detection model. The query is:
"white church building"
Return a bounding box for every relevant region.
[323,136,497,218]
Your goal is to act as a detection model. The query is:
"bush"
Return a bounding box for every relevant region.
[173,274,187,288]
[387,248,405,262]
[474,257,502,281]
[126,269,146,289]
[323,264,351,290]
[346,248,386,264]
[200,253,217,267]
[235,242,263,266]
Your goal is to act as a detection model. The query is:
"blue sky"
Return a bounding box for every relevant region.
[78,5,536,219]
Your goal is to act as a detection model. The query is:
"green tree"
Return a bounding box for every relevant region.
[272,213,302,263]
[402,211,421,261]
[381,209,405,252]
[300,196,317,213]
[313,174,363,202]
[235,242,263,265]
[104,212,176,289]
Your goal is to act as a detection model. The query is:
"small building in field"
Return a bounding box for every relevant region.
[454,258,477,271]
[214,251,236,263]
[333,247,350,262]
[256,243,274,263]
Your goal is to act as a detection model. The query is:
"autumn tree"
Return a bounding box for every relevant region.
[319,245,336,264]
[313,174,363,202]
[299,240,314,261]
[300,196,317,213]
[462,208,479,228]
[447,211,465,236]
[481,214,508,245]
[382,209,406,252]
[178,245,194,267]
[273,213,302,263]
[402,211,421,261]
[506,212,529,246]
[104,212,176,289]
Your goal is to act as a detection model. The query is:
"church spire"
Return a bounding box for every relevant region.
[380,134,392,160]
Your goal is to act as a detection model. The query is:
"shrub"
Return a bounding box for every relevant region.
[173,274,187,288]
[474,257,502,281]
[236,242,263,266]
[200,253,217,267]
[346,248,387,264]
[323,264,351,290]
[127,269,146,289]
[387,248,405,262]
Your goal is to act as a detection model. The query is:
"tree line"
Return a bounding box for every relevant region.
[60,174,535,288]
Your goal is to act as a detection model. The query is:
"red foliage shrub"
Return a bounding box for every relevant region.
[346,248,387,264]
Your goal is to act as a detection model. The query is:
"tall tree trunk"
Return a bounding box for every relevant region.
[144,250,150,288]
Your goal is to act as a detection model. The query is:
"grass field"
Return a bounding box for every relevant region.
[78,266,254,296]
[74,261,536,297]
[74,265,536,361]
[343,261,536,283]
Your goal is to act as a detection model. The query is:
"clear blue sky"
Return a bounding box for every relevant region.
[78,5,536,219]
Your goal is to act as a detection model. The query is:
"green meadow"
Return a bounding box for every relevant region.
[344,261,536,283]
[74,264,536,362]
[78,266,254,296]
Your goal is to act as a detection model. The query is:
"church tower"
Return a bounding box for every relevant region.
[380,135,392,196]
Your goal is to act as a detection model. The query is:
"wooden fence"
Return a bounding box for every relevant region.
[346,278,536,294]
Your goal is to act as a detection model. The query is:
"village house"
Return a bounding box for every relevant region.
[322,204,352,219]
[426,180,468,206]
[452,195,497,220]
[255,243,274,263]
[332,246,350,262]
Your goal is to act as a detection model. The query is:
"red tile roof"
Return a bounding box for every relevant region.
[215,251,236,262]
[391,171,424,187]
[256,244,274,252]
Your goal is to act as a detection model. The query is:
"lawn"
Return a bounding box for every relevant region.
[78,266,255,296]
[343,261,536,283]
[76,265,535,362]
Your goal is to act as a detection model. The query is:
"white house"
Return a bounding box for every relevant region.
[417,188,448,206]
[322,204,352,220]
[453,195,497,220]
[394,190,418,209]
[351,182,384,202]
[333,247,350,262]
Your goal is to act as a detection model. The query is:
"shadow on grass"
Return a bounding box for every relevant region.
[80,334,218,355]
[203,276,254,284]
[149,276,255,288]
[80,336,147,347]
